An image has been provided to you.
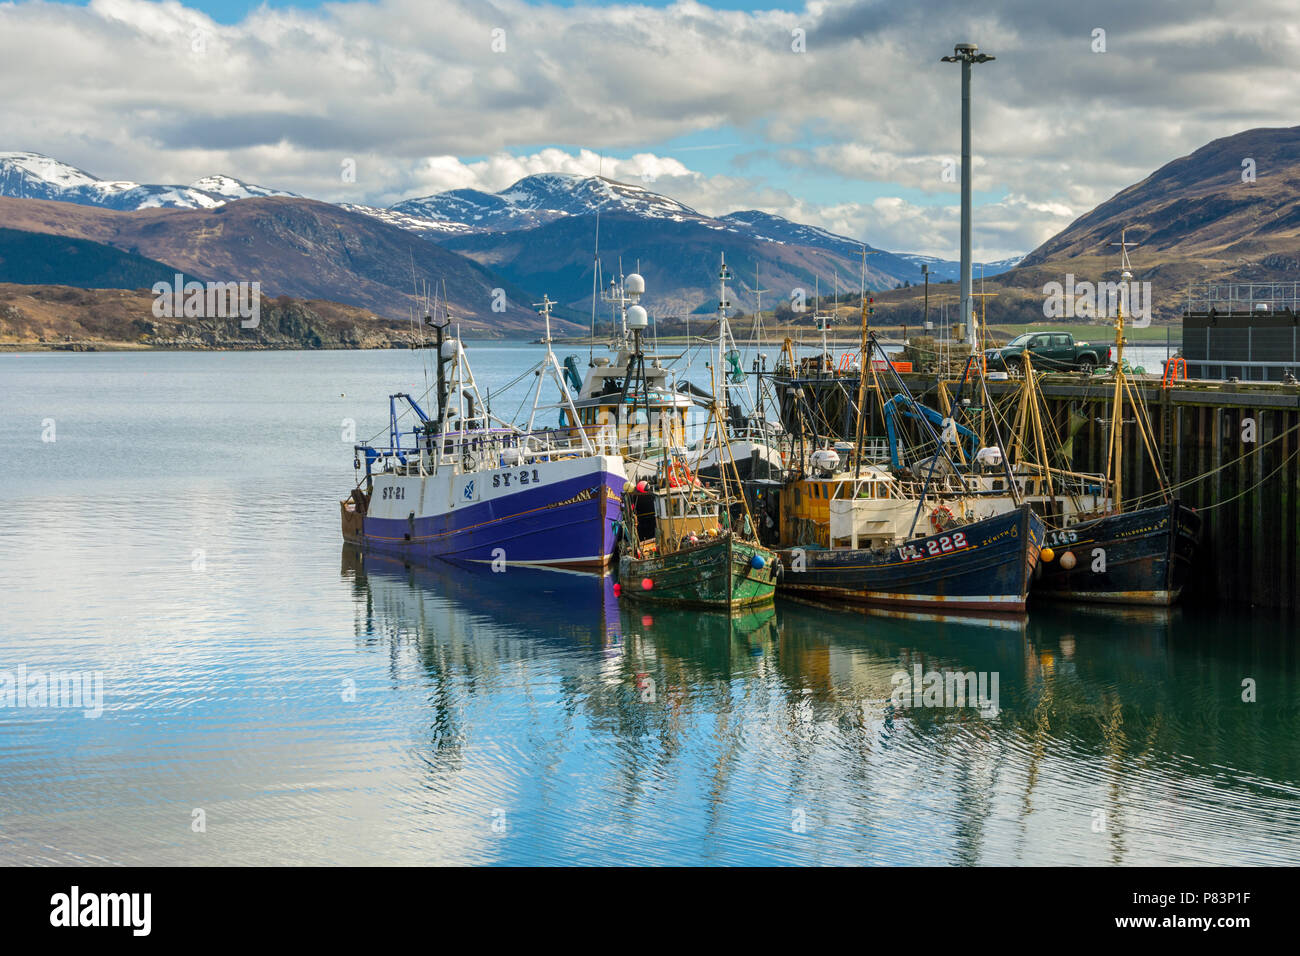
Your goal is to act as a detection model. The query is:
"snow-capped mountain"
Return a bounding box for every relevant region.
[379,176,1025,289]
[390,173,702,233]
[719,209,922,274]
[499,173,701,220]
[0,149,1026,296]
[0,152,297,210]
[338,203,474,237]
[894,252,1023,283]
[391,187,561,233]
[188,174,300,201]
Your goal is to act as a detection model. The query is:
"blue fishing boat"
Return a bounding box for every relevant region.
[341,304,627,570]
[774,475,1044,613]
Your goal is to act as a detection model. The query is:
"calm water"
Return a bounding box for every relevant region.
[1,345,1297,866]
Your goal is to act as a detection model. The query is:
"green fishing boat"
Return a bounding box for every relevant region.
[616,461,778,609]
[612,255,778,609]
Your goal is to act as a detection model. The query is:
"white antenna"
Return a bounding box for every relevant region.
[752,269,770,351]
[1111,227,1139,281]
[600,265,644,349]
[537,293,555,346]
[717,252,733,409]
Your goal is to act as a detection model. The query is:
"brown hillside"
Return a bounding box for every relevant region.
[0,195,564,332]
[0,283,435,350]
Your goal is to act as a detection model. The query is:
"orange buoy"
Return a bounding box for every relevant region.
[1041,547,1055,563]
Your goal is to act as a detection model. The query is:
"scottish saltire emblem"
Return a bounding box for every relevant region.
[464,480,474,499]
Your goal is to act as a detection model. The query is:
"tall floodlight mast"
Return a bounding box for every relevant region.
[941,42,995,349]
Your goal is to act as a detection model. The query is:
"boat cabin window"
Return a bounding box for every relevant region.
[656,495,718,520]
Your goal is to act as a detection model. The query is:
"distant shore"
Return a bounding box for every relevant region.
[2,321,1181,353]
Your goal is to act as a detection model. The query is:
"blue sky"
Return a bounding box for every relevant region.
[6,1,1292,258]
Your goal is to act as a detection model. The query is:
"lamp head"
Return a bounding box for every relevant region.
[942,43,995,63]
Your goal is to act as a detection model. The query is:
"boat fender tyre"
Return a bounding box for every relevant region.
[930,505,954,531]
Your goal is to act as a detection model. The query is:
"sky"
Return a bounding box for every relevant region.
[3,0,1298,259]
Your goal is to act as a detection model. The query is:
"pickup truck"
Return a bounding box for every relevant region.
[984,331,1104,373]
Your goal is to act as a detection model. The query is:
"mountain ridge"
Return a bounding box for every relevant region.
[0,151,299,211]
[988,125,1300,321]
[0,194,554,331]
[0,151,1018,295]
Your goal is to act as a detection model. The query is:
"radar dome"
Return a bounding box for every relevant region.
[627,305,648,329]
[624,273,645,296]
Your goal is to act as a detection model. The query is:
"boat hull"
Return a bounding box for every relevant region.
[1032,499,1200,606]
[775,505,1044,613]
[618,536,778,609]
[342,456,626,571]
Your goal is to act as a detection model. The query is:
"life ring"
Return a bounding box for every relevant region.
[667,462,697,487]
[930,505,954,531]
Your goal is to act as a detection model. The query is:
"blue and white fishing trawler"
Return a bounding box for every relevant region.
[341,301,627,570]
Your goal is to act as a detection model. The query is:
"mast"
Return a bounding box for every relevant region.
[751,269,769,353]
[1105,229,1138,513]
[853,246,870,478]
[432,298,450,432]
[605,272,650,451]
[716,253,733,425]
[815,273,831,368]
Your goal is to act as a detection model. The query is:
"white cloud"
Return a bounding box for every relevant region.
[0,0,1297,259]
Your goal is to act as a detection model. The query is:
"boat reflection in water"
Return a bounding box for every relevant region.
[341,545,779,670]
[339,545,1300,865]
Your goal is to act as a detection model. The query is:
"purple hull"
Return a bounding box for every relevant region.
[345,469,625,570]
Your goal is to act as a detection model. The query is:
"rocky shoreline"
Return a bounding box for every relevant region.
[0,283,508,352]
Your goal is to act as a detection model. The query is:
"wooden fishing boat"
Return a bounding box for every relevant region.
[617,461,778,609]
[1032,499,1200,604]
[770,465,1044,613]
[972,230,1201,604]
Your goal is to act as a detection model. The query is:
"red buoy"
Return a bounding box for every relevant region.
[636,480,648,494]
[612,582,622,597]
[641,615,654,627]
[641,577,653,590]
